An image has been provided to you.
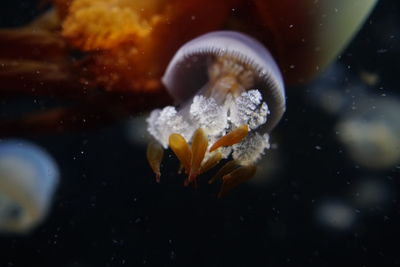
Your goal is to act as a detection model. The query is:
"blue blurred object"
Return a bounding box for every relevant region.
[0,140,59,234]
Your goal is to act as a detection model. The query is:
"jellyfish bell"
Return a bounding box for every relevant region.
[162,31,285,131]
[0,140,59,234]
[146,31,285,196]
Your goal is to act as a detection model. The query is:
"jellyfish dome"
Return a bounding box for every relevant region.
[0,140,59,234]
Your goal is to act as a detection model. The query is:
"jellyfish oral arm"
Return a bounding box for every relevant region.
[147,88,271,164]
[146,87,270,194]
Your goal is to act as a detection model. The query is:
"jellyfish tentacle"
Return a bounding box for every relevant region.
[0,59,80,97]
[199,151,222,175]
[0,9,80,97]
[209,124,249,152]
[169,133,192,174]
[218,164,256,198]
[0,9,65,61]
[146,141,164,183]
[208,160,239,185]
[187,128,208,185]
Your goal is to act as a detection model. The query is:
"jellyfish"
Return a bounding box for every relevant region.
[146,31,285,196]
[336,97,400,169]
[0,140,59,233]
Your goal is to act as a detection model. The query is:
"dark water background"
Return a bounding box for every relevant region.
[0,1,399,266]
